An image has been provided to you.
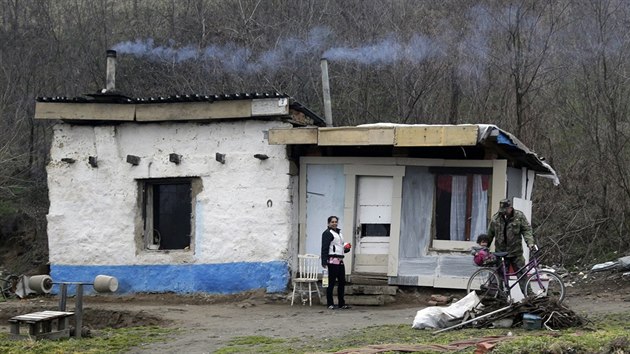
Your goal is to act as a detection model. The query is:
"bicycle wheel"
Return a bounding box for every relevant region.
[525,270,565,303]
[466,268,501,299]
[1,274,19,298]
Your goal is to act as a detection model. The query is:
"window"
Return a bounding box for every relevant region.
[140,178,198,251]
[360,224,391,237]
[433,168,491,242]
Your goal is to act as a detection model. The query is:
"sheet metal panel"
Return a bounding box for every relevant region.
[304,164,345,257]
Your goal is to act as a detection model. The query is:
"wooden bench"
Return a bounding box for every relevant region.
[9,310,74,340]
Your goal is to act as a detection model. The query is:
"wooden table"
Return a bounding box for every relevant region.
[9,310,74,340]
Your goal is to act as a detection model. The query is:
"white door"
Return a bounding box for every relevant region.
[354,176,392,274]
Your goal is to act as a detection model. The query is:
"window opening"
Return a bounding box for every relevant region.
[433,169,490,242]
[360,223,391,237]
[141,178,193,250]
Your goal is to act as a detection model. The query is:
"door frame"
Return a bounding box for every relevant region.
[297,157,405,276]
[343,165,405,276]
[354,175,393,274]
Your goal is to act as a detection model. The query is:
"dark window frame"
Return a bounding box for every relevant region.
[431,168,492,242]
[139,177,197,251]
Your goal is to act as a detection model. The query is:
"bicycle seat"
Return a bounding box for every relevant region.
[493,252,508,257]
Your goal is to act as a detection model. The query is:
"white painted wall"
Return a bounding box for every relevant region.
[47,120,296,266]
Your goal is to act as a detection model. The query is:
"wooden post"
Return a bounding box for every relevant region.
[75,284,83,338]
[59,283,68,311]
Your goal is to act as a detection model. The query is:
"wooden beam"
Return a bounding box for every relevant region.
[136,101,251,121]
[394,125,478,147]
[268,128,318,145]
[318,127,395,146]
[34,102,135,121]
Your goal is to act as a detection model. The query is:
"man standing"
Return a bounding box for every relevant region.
[487,198,537,295]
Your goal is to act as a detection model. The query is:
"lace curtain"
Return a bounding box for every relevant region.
[449,175,488,241]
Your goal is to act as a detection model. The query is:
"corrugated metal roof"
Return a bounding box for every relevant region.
[35,91,326,126]
[36,91,288,104]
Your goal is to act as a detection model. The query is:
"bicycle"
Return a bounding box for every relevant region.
[466,247,565,304]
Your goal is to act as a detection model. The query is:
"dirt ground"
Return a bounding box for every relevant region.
[1,269,629,354]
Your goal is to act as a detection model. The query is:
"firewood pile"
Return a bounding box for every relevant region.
[469,296,588,330]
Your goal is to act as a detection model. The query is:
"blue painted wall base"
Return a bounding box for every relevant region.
[50,261,289,295]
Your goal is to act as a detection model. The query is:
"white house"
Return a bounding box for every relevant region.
[35,62,557,294]
[269,123,558,289]
[36,92,325,294]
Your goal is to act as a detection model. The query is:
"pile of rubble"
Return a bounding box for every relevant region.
[469,296,587,330]
[413,293,587,332]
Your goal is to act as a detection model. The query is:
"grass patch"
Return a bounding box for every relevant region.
[213,313,630,354]
[0,326,174,354]
[215,335,288,354]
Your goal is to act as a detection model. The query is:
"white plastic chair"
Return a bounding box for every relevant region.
[291,254,322,306]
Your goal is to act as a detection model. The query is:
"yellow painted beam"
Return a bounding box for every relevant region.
[136,101,251,121]
[394,125,478,147]
[318,127,395,146]
[268,128,318,145]
[35,102,135,121]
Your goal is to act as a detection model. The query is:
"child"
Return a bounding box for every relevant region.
[471,234,496,266]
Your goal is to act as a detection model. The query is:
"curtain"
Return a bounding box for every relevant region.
[470,175,488,241]
[449,175,488,241]
[449,175,467,241]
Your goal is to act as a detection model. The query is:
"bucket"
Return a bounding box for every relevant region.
[93,275,119,293]
[522,313,542,330]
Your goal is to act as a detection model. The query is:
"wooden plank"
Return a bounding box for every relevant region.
[35,102,135,121]
[394,125,478,147]
[318,127,394,146]
[345,285,397,295]
[431,240,475,251]
[136,101,251,121]
[336,295,386,306]
[10,311,74,322]
[268,128,318,145]
[354,254,389,265]
[347,273,389,285]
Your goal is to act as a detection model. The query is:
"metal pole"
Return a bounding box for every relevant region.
[320,58,333,127]
[106,50,116,92]
[432,304,513,335]
[75,284,83,338]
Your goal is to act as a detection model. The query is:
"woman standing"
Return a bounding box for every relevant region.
[321,216,351,309]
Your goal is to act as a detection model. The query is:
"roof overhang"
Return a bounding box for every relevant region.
[269,124,478,147]
[34,93,326,126]
[35,98,289,121]
[269,123,559,185]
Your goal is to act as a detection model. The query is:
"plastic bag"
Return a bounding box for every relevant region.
[412,291,480,329]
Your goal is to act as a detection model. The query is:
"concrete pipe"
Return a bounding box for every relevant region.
[28,275,53,294]
[93,275,118,293]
